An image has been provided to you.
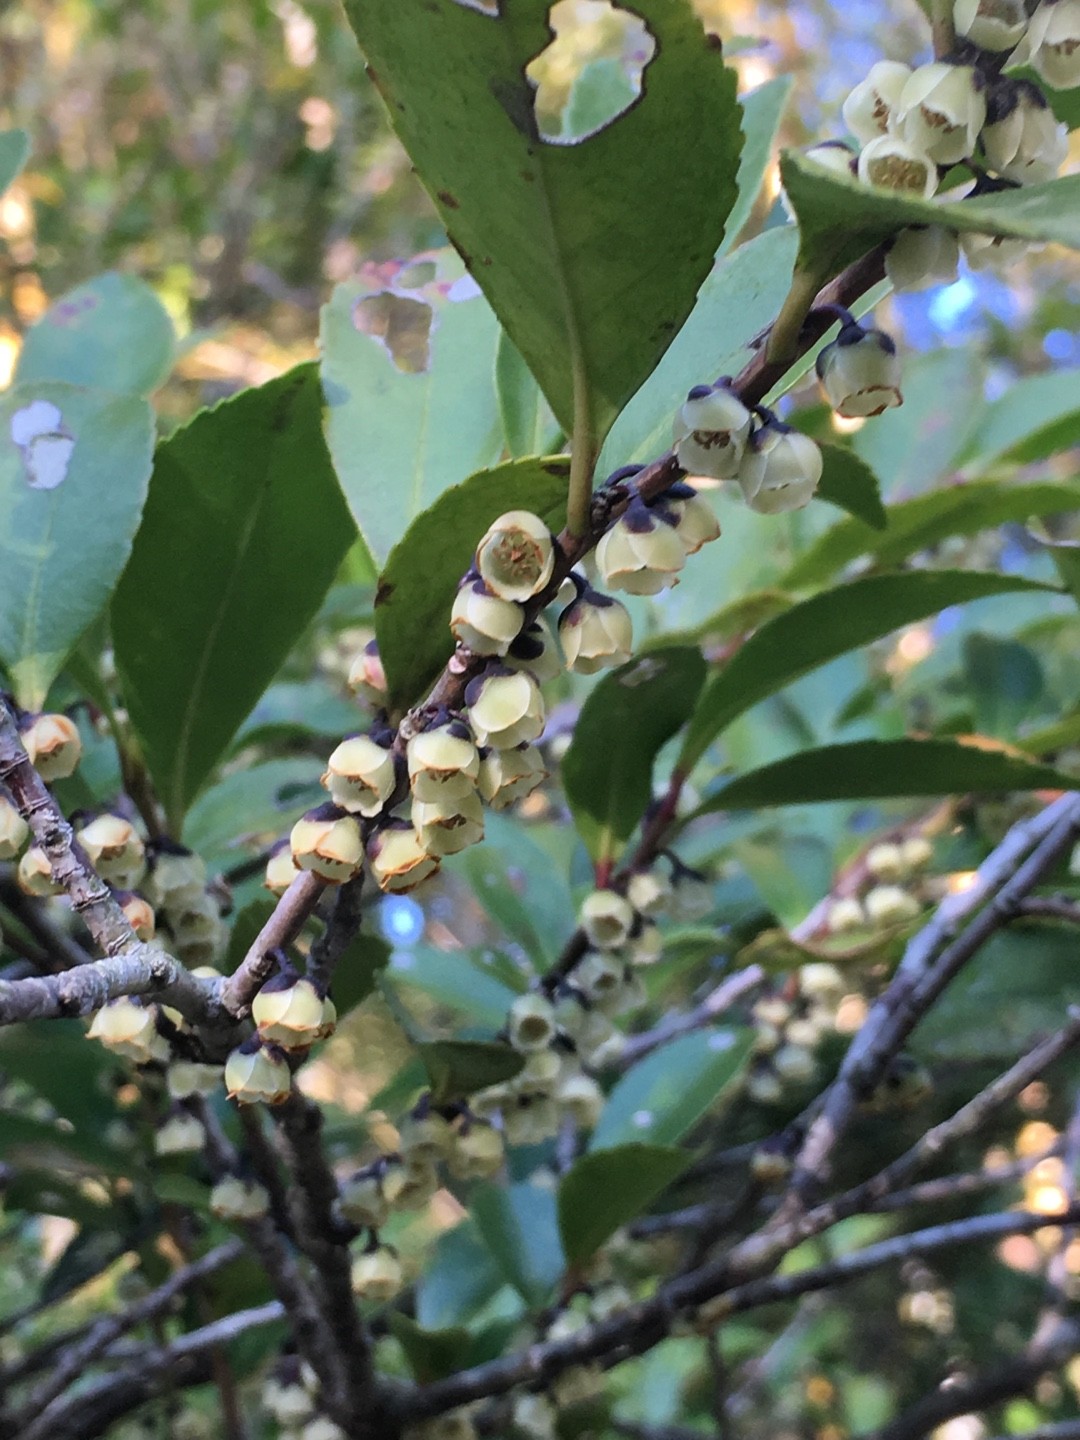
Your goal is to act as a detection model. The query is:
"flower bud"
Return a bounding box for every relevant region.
[954,0,1028,48]
[155,1109,206,1156]
[798,962,845,1001]
[557,1073,604,1129]
[224,1039,292,1105]
[347,639,387,707]
[448,1122,505,1180]
[21,712,82,780]
[626,869,671,917]
[507,993,557,1052]
[750,1141,793,1187]
[253,975,329,1049]
[209,1174,270,1221]
[827,897,866,934]
[290,804,363,883]
[664,484,721,554]
[399,1112,454,1164]
[407,722,479,803]
[510,1393,558,1440]
[465,668,545,749]
[885,226,960,293]
[856,135,938,197]
[579,889,635,950]
[384,1157,440,1209]
[366,820,440,894]
[503,1093,560,1146]
[304,1419,347,1440]
[476,743,547,810]
[265,840,301,896]
[895,63,985,166]
[574,951,628,1013]
[901,835,933,872]
[816,324,902,420]
[167,1060,222,1099]
[322,734,397,817]
[983,81,1068,185]
[475,510,555,603]
[350,1245,404,1302]
[866,841,905,881]
[672,382,753,480]
[507,617,562,683]
[118,893,156,941]
[800,140,859,180]
[786,1015,828,1048]
[87,998,161,1064]
[264,1372,314,1426]
[145,847,207,910]
[412,789,485,856]
[17,845,60,897]
[339,1170,389,1229]
[0,795,28,860]
[842,60,912,143]
[558,589,633,674]
[1029,0,1080,89]
[78,814,146,889]
[450,578,525,655]
[865,884,921,926]
[738,422,823,515]
[595,498,686,595]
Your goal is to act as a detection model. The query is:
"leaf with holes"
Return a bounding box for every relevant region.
[374,457,568,711]
[678,572,1057,772]
[563,646,706,863]
[689,739,1077,818]
[558,1144,690,1266]
[15,272,176,398]
[342,0,742,455]
[321,250,503,566]
[112,366,356,830]
[0,381,154,709]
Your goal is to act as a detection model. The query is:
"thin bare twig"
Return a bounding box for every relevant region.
[619,966,765,1068]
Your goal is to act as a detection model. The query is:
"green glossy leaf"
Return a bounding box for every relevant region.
[0,1021,120,1133]
[691,738,1077,817]
[0,128,29,195]
[223,900,275,978]
[418,1040,524,1107]
[719,76,793,255]
[385,946,523,1030]
[679,571,1057,770]
[320,251,503,566]
[389,1315,472,1385]
[494,331,560,459]
[957,368,1080,472]
[472,1181,564,1307]
[784,480,1080,590]
[330,930,392,1019]
[782,152,1080,278]
[563,646,707,862]
[815,443,886,529]
[112,366,356,829]
[374,457,568,711]
[963,633,1045,739]
[41,1229,129,1305]
[0,381,154,708]
[342,0,741,448]
[233,680,361,749]
[457,812,574,967]
[182,757,324,863]
[590,1027,754,1151]
[598,225,800,471]
[15,273,176,397]
[558,1143,689,1266]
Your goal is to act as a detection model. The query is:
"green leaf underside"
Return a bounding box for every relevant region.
[957,368,1080,472]
[112,365,356,830]
[15,272,176,398]
[320,251,502,567]
[495,330,560,459]
[783,152,1080,279]
[815,443,886,529]
[692,739,1077,817]
[558,1143,690,1266]
[719,76,793,256]
[182,757,325,860]
[417,1040,525,1106]
[0,381,154,709]
[342,0,742,448]
[679,571,1058,771]
[563,646,707,862]
[784,480,1080,590]
[0,129,30,198]
[471,1181,564,1307]
[374,457,569,712]
[590,1027,754,1150]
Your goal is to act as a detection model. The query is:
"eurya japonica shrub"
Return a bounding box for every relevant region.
[7,1,1080,1436]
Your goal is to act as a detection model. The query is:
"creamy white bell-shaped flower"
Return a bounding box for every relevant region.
[579,889,635,950]
[816,324,903,419]
[290,804,363,883]
[664,483,722,554]
[738,423,823,515]
[983,82,1069,184]
[224,1040,292,1106]
[558,589,633,674]
[954,0,1028,50]
[412,789,485,857]
[366,819,441,894]
[450,578,525,655]
[476,743,547,810]
[407,721,479,803]
[672,382,752,480]
[475,509,555,602]
[895,63,986,166]
[885,225,960,291]
[465,668,545,749]
[507,617,562,683]
[856,134,938,197]
[508,993,558,1052]
[0,795,28,860]
[960,229,1039,271]
[1029,0,1080,89]
[595,499,686,595]
[322,733,398,817]
[842,60,912,143]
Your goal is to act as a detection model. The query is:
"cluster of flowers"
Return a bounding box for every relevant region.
[1,713,81,880]
[262,1355,350,1440]
[825,833,934,936]
[744,961,847,1105]
[805,0,1072,284]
